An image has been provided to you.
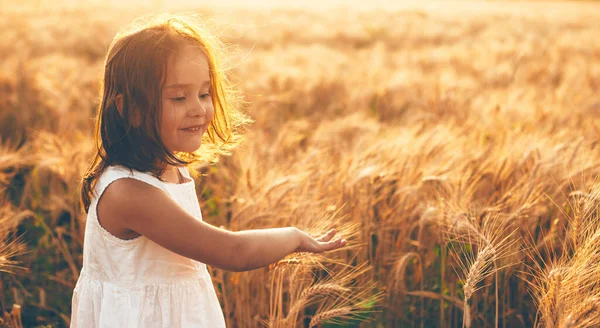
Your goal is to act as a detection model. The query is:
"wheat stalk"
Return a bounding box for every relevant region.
[570,196,584,249]
[286,283,350,321]
[298,283,350,301]
[462,244,495,328]
[560,296,600,328]
[538,269,563,327]
[309,306,353,327]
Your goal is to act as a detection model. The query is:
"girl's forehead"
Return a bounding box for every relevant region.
[164,45,209,85]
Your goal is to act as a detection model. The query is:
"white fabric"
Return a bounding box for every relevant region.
[70,165,226,328]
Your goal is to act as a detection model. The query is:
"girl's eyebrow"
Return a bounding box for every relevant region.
[164,80,210,89]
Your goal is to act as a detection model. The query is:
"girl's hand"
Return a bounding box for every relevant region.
[294,228,346,253]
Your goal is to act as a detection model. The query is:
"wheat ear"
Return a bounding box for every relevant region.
[309,306,353,327]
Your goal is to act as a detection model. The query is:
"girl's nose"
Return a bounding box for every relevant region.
[189,100,207,117]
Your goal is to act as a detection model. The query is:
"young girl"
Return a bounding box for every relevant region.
[71,14,346,327]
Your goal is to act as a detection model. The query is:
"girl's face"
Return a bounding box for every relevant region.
[160,44,214,153]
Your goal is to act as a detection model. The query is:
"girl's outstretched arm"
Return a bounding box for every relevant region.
[98,178,345,273]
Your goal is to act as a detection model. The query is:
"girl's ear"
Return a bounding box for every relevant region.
[115,94,141,127]
[115,94,124,117]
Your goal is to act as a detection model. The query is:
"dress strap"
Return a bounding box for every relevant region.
[178,165,192,179]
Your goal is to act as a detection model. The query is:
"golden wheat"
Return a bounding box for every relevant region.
[309,306,353,327]
[1,1,600,327]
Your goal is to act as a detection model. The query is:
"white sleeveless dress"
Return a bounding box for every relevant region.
[70,165,226,328]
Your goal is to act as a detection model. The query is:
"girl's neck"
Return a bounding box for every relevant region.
[160,164,183,184]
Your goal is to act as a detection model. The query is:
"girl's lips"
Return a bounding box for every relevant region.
[180,124,207,134]
[180,124,203,130]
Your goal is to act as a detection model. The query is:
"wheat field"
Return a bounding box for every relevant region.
[1,0,600,327]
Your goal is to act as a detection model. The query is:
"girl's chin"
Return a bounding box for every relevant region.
[172,141,202,153]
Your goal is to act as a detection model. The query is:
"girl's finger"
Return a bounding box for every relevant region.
[316,229,336,242]
[322,238,344,251]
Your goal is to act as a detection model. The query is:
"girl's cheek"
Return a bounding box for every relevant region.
[206,107,215,122]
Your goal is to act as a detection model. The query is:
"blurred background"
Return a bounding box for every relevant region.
[1,0,600,327]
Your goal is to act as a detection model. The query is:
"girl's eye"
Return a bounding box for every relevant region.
[170,92,210,103]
